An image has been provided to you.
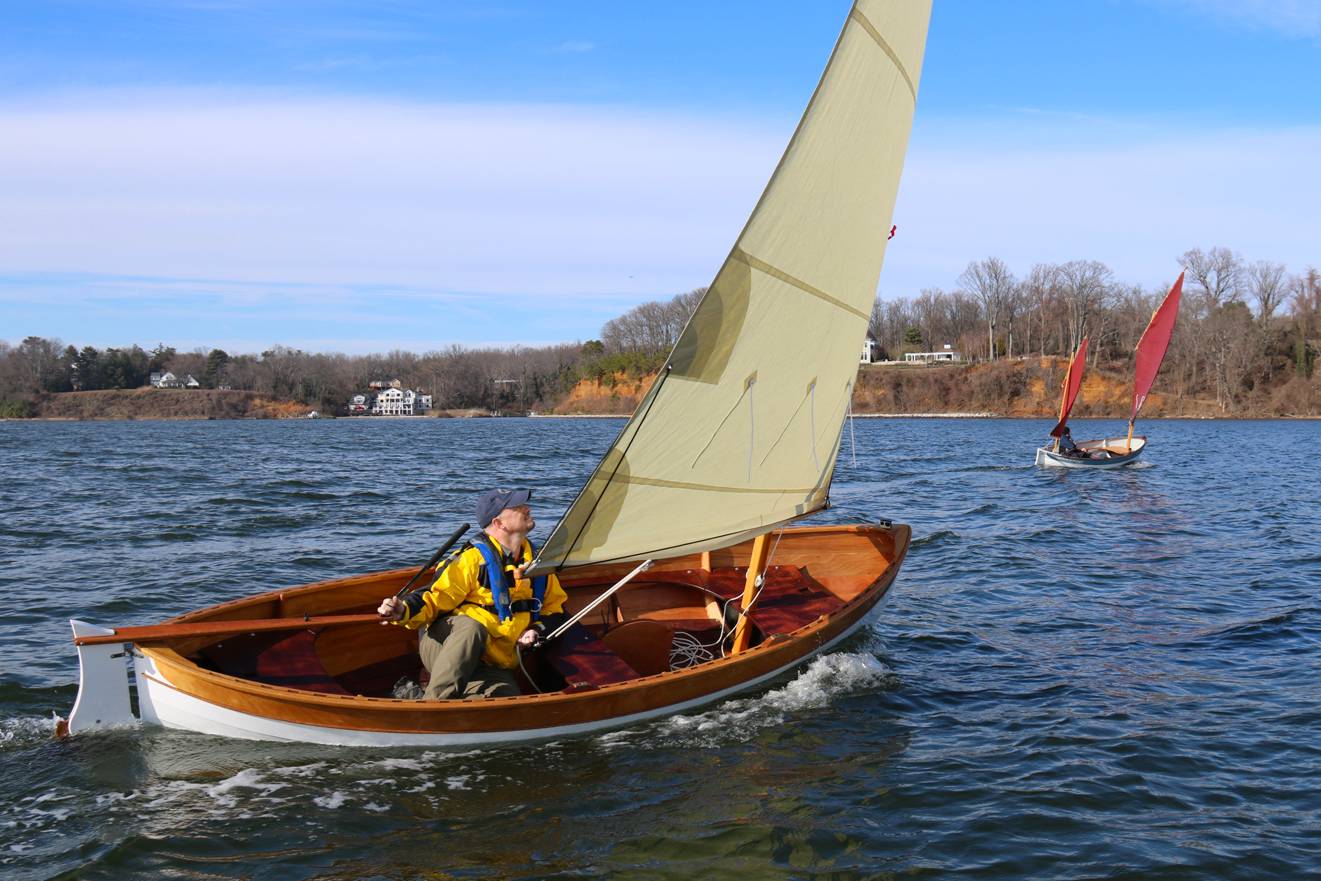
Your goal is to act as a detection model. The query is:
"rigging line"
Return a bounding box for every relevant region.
[517,645,542,694]
[846,381,858,467]
[554,364,672,571]
[725,528,786,657]
[764,527,786,571]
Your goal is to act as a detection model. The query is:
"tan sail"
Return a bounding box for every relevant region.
[530,0,932,574]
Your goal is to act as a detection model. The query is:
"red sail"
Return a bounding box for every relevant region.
[1131,272,1184,422]
[1050,336,1088,437]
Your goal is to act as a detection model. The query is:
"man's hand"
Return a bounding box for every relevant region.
[377,597,405,624]
[517,627,542,649]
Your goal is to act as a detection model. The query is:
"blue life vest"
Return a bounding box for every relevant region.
[472,537,548,622]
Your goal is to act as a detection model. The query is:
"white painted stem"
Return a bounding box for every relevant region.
[547,559,653,642]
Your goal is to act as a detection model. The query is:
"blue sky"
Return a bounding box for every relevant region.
[2,0,1319,353]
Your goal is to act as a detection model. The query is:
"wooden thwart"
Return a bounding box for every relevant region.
[72,613,381,647]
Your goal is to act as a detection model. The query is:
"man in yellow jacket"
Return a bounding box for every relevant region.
[376,488,567,699]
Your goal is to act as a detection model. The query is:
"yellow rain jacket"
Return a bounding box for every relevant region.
[398,534,566,670]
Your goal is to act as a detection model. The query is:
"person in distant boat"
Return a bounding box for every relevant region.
[376,488,567,699]
[1057,427,1083,456]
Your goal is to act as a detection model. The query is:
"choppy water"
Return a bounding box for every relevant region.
[2,417,1319,880]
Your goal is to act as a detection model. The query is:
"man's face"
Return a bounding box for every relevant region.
[495,504,535,535]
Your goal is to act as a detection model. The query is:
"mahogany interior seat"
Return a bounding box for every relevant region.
[541,622,640,689]
[704,565,844,637]
[199,630,349,695]
[601,619,673,676]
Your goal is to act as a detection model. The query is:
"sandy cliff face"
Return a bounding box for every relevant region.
[549,358,1319,418]
[552,375,657,415]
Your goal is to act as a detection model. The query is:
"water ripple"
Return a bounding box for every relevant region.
[1,417,1319,879]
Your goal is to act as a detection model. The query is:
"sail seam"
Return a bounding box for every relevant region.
[849,7,917,101]
[615,474,817,495]
[733,248,869,321]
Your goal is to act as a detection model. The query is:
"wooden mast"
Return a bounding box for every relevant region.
[731,533,772,654]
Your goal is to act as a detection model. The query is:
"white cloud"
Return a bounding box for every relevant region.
[1,91,1317,349]
[883,115,1321,296]
[0,91,782,303]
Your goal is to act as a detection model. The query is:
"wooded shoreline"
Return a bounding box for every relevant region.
[5,246,1318,421]
[7,358,1318,421]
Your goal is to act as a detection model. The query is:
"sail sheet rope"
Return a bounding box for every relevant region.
[846,385,858,467]
[667,527,789,669]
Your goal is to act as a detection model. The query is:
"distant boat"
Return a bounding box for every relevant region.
[61,0,933,746]
[1036,272,1183,469]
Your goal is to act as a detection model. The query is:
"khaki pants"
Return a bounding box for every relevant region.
[419,615,519,700]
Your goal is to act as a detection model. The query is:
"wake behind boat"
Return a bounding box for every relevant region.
[60,0,934,745]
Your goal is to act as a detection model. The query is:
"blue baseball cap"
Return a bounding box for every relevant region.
[476,488,533,527]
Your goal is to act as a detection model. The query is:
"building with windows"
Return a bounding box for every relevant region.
[903,345,962,364]
[370,388,432,416]
[150,371,201,388]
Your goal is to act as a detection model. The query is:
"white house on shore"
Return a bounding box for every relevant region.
[370,388,432,416]
[150,371,201,388]
[904,345,962,364]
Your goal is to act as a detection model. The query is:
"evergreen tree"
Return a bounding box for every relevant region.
[203,349,230,388]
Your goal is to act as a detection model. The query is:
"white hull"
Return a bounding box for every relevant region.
[1035,436,1146,469]
[130,606,882,747]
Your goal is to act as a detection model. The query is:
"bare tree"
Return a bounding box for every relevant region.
[1181,246,1244,311]
[602,287,705,355]
[912,288,945,352]
[958,257,1016,360]
[1055,260,1114,354]
[1001,282,1027,359]
[1022,263,1061,357]
[1247,260,1288,323]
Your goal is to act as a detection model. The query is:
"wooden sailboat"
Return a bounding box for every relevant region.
[60,0,933,746]
[1035,272,1184,469]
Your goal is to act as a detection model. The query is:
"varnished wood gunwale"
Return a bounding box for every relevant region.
[74,613,381,646]
[136,523,910,735]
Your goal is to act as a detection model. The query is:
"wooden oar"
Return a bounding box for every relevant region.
[76,523,474,647]
[73,613,382,646]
